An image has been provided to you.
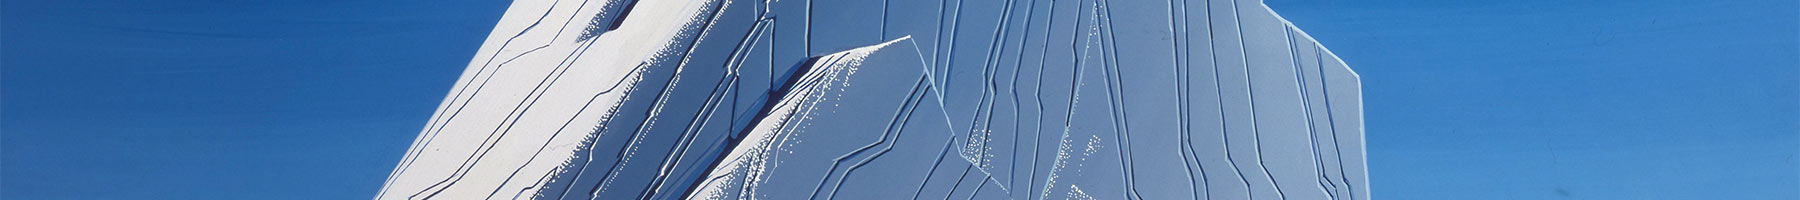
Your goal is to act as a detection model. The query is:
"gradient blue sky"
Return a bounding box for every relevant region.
[4,0,1796,199]
[1266,1,1798,199]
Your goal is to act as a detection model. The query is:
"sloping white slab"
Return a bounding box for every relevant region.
[375,0,723,199]
[381,0,1367,199]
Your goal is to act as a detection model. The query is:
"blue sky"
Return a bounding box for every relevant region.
[1268,0,1798,199]
[3,0,510,199]
[3,0,1796,199]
